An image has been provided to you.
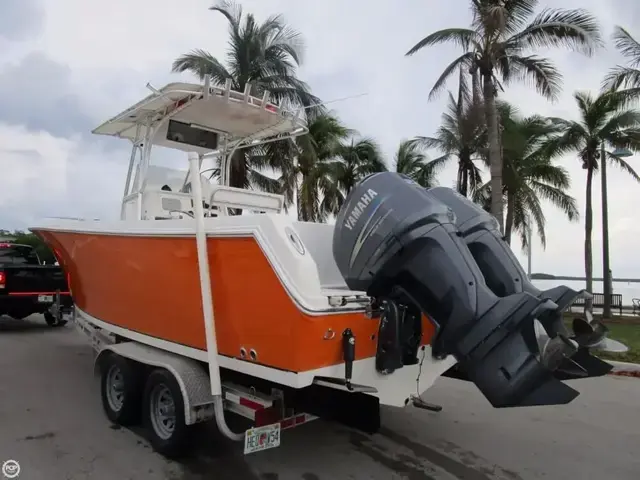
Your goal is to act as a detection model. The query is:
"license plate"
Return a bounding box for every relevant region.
[243,423,281,455]
[38,295,54,303]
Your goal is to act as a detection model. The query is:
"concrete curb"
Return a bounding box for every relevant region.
[607,360,640,378]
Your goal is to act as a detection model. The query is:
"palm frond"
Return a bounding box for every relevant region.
[530,181,579,221]
[611,26,640,65]
[538,122,584,159]
[501,0,538,35]
[412,136,445,150]
[171,49,232,83]
[606,150,640,182]
[210,0,243,33]
[249,170,282,194]
[406,28,480,56]
[456,67,472,115]
[600,109,640,137]
[506,8,602,55]
[522,186,547,248]
[418,154,450,187]
[502,55,562,101]
[602,66,640,95]
[428,52,477,100]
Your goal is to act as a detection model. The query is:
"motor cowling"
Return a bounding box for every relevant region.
[332,172,584,408]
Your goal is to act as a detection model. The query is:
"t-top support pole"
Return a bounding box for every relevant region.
[187,151,221,396]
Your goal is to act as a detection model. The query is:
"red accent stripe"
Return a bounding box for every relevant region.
[7,291,71,296]
[281,414,307,430]
[281,417,295,429]
[239,397,265,411]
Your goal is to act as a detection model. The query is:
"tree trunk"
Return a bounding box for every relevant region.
[482,74,504,233]
[461,169,468,197]
[456,160,468,196]
[584,163,595,313]
[297,188,306,221]
[470,65,480,105]
[226,149,246,215]
[456,68,465,116]
[504,191,515,245]
[457,157,469,196]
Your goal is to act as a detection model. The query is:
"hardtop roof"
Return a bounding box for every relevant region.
[92,81,308,154]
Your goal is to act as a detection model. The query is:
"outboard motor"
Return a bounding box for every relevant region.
[426,186,618,380]
[333,172,582,408]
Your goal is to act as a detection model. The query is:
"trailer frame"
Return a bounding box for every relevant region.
[75,310,319,456]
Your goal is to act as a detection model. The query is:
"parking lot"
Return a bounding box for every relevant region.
[1,315,639,480]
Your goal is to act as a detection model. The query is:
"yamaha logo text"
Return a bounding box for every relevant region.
[343,189,378,230]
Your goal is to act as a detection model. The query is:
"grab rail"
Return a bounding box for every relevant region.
[208,185,284,215]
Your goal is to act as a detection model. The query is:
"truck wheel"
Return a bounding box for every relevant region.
[44,311,67,327]
[99,353,143,426]
[142,369,192,458]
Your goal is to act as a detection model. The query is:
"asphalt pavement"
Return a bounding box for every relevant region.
[1,315,639,480]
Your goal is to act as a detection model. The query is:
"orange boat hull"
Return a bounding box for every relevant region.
[36,231,436,373]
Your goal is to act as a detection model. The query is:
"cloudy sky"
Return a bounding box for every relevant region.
[2,0,640,277]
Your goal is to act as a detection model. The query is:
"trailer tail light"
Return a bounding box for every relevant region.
[0,271,5,289]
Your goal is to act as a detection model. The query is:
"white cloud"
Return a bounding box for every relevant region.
[0,127,128,228]
[2,0,640,278]
[0,124,70,205]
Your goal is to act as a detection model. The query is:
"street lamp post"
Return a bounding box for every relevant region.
[602,145,632,318]
[527,223,532,279]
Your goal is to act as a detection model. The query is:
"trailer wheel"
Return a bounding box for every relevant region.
[99,353,143,426]
[44,311,67,327]
[142,369,191,458]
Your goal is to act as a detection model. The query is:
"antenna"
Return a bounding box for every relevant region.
[281,92,369,115]
[145,82,161,95]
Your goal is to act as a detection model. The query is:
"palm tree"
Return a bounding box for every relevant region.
[405,0,602,232]
[263,114,387,222]
[327,138,387,198]
[393,140,448,188]
[474,103,579,247]
[602,26,640,101]
[540,91,640,309]
[172,1,321,195]
[291,113,353,222]
[413,71,485,196]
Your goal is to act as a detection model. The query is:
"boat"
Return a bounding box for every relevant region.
[28,76,621,457]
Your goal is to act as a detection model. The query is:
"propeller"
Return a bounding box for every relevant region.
[534,319,583,374]
[533,308,626,380]
[570,311,628,353]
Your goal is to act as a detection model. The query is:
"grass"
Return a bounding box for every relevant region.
[597,323,640,364]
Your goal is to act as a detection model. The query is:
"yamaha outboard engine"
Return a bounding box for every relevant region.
[332,172,587,408]
[426,186,617,379]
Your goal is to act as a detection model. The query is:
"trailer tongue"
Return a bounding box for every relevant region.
[332,172,616,408]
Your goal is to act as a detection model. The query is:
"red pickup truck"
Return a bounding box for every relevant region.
[0,242,73,326]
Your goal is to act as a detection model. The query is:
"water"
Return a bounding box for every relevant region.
[532,280,640,306]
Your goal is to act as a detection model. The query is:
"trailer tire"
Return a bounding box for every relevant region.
[44,311,67,327]
[99,353,143,426]
[142,369,191,459]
